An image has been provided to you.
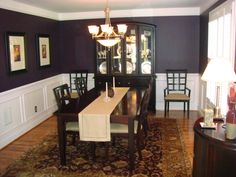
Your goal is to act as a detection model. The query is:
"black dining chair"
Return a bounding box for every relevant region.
[75,77,88,97]
[142,78,153,135]
[69,70,88,98]
[53,84,72,110]
[53,84,79,144]
[109,88,150,160]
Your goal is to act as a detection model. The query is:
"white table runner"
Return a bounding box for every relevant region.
[78,87,129,141]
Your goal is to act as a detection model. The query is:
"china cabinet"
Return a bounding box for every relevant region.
[94,22,156,111]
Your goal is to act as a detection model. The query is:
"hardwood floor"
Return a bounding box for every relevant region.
[0,110,200,175]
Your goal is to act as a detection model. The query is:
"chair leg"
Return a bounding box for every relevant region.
[187,101,190,118]
[105,142,109,160]
[167,102,169,112]
[164,101,167,117]
[72,132,76,145]
[136,134,142,160]
[183,102,186,112]
[112,136,116,146]
[142,119,149,137]
[90,142,96,160]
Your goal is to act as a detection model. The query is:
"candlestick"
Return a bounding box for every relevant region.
[105,82,108,99]
[113,77,116,93]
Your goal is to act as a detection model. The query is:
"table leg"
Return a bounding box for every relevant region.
[57,115,66,165]
[128,117,135,171]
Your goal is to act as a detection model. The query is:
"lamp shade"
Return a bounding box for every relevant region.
[201,59,236,82]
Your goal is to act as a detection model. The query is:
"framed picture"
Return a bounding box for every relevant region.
[36,34,51,67]
[5,32,27,73]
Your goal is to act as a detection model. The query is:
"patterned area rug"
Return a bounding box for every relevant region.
[1,118,192,177]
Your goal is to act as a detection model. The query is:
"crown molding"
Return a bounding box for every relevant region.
[0,0,58,20]
[0,0,200,21]
[59,7,200,21]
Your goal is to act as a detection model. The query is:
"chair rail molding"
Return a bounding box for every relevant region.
[155,73,200,111]
[0,75,62,149]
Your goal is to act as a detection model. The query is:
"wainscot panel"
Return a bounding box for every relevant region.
[0,75,63,149]
[0,73,95,149]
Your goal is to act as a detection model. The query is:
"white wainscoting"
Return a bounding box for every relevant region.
[0,74,95,149]
[0,75,62,149]
[155,73,200,111]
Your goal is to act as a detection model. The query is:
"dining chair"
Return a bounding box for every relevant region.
[53,84,97,159]
[164,69,191,117]
[53,84,72,110]
[142,78,153,135]
[109,88,150,160]
[69,70,88,97]
[75,77,88,97]
[53,84,79,144]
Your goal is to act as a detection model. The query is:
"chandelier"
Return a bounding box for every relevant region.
[88,0,127,47]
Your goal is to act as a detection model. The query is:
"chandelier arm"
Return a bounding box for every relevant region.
[88,0,127,47]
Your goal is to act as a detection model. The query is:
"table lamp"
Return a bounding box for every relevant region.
[201,59,236,118]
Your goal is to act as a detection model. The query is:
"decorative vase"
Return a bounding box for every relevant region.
[108,86,114,98]
[226,102,236,140]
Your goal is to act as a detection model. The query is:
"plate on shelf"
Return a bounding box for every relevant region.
[141,61,151,74]
[199,122,216,129]
[126,61,133,74]
[99,61,107,74]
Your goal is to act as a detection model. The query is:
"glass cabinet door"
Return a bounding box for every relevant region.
[125,26,138,75]
[139,26,154,74]
[96,43,108,74]
[95,23,155,75]
[110,41,122,74]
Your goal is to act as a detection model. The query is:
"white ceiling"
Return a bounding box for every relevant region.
[0,0,219,20]
[12,0,218,13]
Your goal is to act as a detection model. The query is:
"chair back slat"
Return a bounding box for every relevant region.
[166,69,187,93]
[53,84,71,111]
[75,77,88,96]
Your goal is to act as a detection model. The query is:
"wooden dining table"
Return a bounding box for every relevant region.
[55,87,145,171]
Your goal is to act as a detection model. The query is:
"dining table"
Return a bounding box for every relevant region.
[55,87,145,171]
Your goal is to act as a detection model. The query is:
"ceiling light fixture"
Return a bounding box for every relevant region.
[88,0,127,48]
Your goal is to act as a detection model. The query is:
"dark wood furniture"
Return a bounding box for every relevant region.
[110,88,150,160]
[55,87,145,171]
[69,69,88,92]
[53,84,72,110]
[95,75,155,111]
[164,69,191,117]
[75,77,87,96]
[94,22,156,111]
[53,84,79,145]
[193,118,236,177]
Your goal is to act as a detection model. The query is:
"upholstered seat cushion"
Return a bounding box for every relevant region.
[110,120,138,134]
[70,92,79,99]
[66,122,79,131]
[165,93,190,101]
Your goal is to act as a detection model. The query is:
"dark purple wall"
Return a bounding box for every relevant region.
[0,8,200,92]
[59,16,200,73]
[0,9,60,92]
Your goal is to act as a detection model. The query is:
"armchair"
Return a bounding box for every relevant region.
[164,69,191,117]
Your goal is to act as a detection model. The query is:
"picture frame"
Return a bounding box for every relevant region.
[5,32,27,73]
[36,34,51,68]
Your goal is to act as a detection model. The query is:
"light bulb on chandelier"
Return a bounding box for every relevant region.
[88,0,127,47]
